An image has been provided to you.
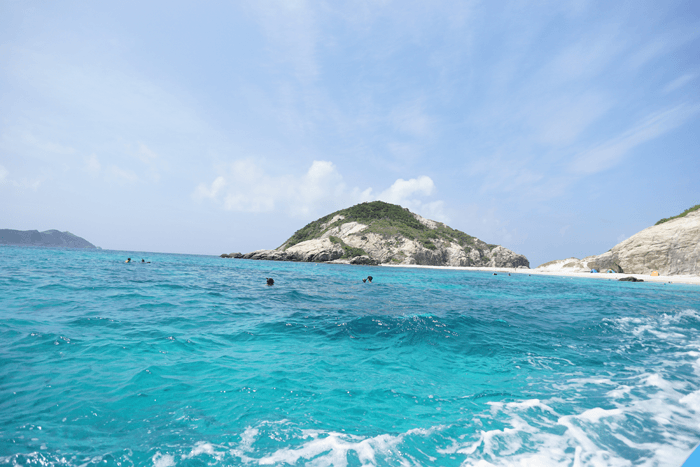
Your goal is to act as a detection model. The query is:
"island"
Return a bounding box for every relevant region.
[0,229,97,249]
[226,201,530,268]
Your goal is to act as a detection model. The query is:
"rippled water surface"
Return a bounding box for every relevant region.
[1,246,700,466]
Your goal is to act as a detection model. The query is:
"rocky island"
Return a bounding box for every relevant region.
[537,204,700,276]
[228,201,529,268]
[0,229,97,249]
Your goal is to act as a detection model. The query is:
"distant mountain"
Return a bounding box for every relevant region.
[537,205,700,275]
[0,229,97,249]
[238,201,530,268]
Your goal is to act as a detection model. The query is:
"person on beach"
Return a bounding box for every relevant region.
[266,278,274,286]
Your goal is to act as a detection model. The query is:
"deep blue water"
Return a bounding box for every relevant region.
[1,246,700,466]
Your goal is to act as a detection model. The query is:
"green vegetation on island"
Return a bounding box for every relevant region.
[328,236,367,259]
[283,201,480,252]
[655,204,700,226]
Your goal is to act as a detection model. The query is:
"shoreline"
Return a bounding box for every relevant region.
[380,264,700,286]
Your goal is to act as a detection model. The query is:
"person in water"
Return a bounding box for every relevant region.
[125,258,131,263]
[266,278,274,286]
[362,276,373,283]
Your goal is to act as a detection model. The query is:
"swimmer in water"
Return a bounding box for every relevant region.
[266,278,274,286]
[367,276,373,283]
[125,258,131,263]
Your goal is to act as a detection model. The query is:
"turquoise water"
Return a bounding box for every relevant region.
[1,246,700,466]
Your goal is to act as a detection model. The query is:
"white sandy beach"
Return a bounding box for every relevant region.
[380,264,700,286]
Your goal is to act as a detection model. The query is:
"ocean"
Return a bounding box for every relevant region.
[1,246,699,466]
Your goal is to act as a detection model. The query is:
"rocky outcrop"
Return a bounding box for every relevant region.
[221,252,243,258]
[239,201,529,268]
[0,229,97,249]
[536,209,700,276]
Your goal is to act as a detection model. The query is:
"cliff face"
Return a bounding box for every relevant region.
[241,201,530,268]
[536,208,700,275]
[0,229,97,249]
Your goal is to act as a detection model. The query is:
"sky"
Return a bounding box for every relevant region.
[1,0,699,267]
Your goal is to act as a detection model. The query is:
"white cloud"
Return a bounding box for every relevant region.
[377,176,434,204]
[194,160,445,221]
[569,104,700,175]
[195,176,225,200]
[195,159,361,215]
[376,176,449,222]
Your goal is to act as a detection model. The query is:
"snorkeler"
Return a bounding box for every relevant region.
[266,278,274,286]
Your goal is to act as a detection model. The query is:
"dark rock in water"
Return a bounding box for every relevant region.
[619,277,644,282]
[220,252,243,258]
[0,229,97,249]
[350,255,378,265]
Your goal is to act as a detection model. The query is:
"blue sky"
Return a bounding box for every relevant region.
[1,0,698,266]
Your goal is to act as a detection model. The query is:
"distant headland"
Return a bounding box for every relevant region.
[536,204,699,276]
[222,201,530,268]
[0,229,98,249]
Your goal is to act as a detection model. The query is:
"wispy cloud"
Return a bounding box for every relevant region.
[109,165,139,184]
[0,165,8,184]
[569,104,700,175]
[248,0,320,81]
[663,73,698,94]
[19,130,75,155]
[84,154,101,177]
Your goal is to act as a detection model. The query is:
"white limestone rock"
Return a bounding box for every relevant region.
[240,202,530,268]
[536,209,700,276]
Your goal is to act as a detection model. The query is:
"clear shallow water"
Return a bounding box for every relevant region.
[1,246,699,467]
